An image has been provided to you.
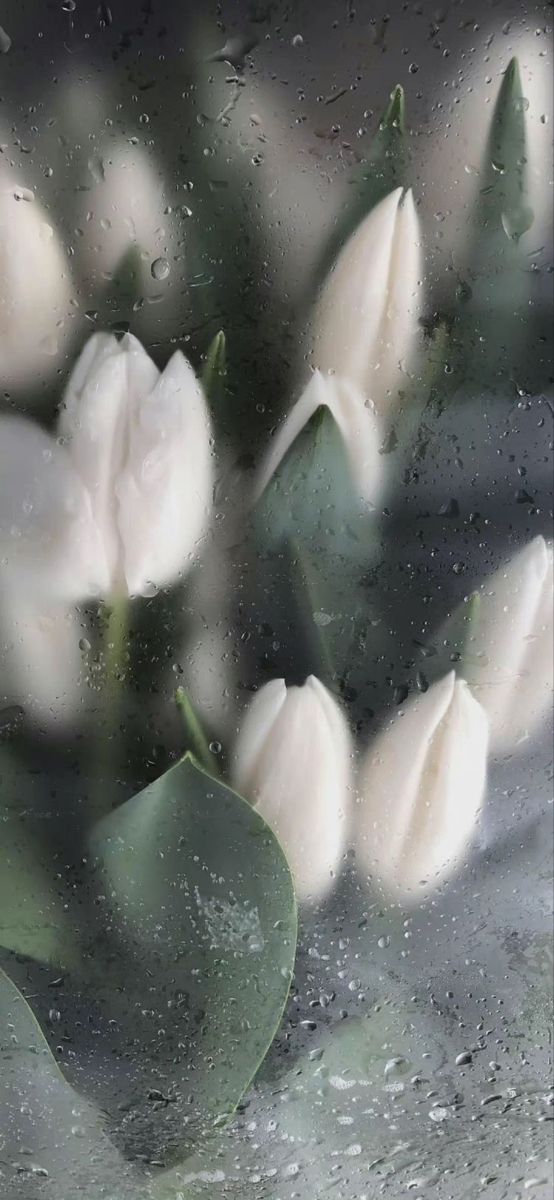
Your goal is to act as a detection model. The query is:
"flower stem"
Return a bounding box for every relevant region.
[175,687,220,778]
[89,597,129,824]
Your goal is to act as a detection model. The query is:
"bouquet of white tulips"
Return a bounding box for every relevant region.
[0,42,552,1200]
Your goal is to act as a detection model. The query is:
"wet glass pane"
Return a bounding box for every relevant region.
[1,2,552,1198]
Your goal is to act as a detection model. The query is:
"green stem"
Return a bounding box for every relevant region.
[90,597,129,824]
[175,687,220,778]
[103,597,129,696]
[288,538,336,688]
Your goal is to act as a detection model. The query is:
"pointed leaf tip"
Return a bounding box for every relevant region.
[504,57,521,87]
[202,328,227,411]
[381,84,405,133]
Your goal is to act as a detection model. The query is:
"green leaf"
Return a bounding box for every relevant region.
[0,757,82,970]
[86,754,297,1166]
[251,406,380,685]
[255,405,362,549]
[201,329,227,421]
[0,966,143,1199]
[99,245,144,334]
[175,687,220,776]
[481,58,530,242]
[455,58,535,386]
[314,84,407,290]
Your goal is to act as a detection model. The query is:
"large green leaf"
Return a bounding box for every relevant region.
[85,754,296,1167]
[0,967,143,1200]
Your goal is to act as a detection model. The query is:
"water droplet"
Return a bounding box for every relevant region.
[141,580,158,598]
[13,186,34,203]
[151,256,170,281]
[501,205,534,242]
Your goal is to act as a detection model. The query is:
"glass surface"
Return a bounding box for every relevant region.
[0,3,552,1198]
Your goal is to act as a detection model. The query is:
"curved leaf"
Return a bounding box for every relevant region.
[0,966,143,1199]
[0,756,82,970]
[86,754,296,1166]
[250,407,380,685]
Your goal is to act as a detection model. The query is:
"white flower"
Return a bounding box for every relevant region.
[232,675,352,903]
[77,142,176,291]
[0,332,213,720]
[255,370,382,504]
[309,187,422,417]
[462,536,553,752]
[356,672,489,901]
[0,413,104,603]
[0,174,73,386]
[59,332,213,596]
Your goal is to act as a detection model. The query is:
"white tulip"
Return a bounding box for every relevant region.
[0,332,212,720]
[255,369,382,504]
[232,676,352,903]
[309,187,422,417]
[356,673,489,901]
[462,536,553,752]
[77,142,176,290]
[0,174,73,386]
[58,332,213,596]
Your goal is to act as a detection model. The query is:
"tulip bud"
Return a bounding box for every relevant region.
[59,332,213,596]
[462,536,553,752]
[0,174,73,386]
[356,673,489,901]
[255,370,382,505]
[77,142,176,294]
[309,187,422,417]
[232,676,352,903]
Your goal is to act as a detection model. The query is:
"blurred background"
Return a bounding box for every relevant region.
[0,5,553,1197]
[1,0,552,421]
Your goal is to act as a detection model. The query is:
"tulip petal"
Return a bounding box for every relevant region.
[0,579,85,727]
[0,174,73,386]
[59,333,160,590]
[465,536,554,750]
[232,676,352,903]
[357,673,488,900]
[232,679,287,789]
[378,188,421,402]
[119,332,161,401]
[310,187,422,416]
[256,371,382,504]
[116,349,213,594]
[0,414,109,601]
